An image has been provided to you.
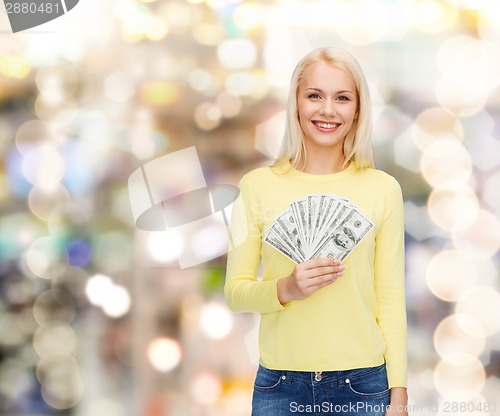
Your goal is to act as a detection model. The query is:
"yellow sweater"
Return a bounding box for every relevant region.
[224,162,407,388]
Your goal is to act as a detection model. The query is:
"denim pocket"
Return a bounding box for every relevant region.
[346,364,390,397]
[253,365,284,392]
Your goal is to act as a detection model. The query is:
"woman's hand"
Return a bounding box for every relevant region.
[277,258,345,304]
[385,387,408,416]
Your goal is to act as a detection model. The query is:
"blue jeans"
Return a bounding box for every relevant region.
[252,363,390,416]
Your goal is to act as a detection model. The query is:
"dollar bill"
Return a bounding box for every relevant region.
[311,208,374,261]
[264,193,374,263]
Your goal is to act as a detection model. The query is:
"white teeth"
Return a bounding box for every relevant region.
[314,121,338,129]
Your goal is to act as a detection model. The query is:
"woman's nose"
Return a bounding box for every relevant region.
[320,99,336,116]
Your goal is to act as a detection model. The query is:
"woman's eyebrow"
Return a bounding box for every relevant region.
[305,87,354,94]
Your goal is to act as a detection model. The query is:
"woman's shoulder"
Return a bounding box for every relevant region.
[360,167,401,187]
[240,164,284,184]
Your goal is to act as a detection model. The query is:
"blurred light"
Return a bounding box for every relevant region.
[216,92,242,118]
[85,274,115,307]
[436,36,500,116]
[426,250,478,302]
[22,145,65,189]
[33,323,77,358]
[188,69,218,94]
[5,147,33,198]
[404,201,443,241]
[233,2,265,30]
[48,203,89,241]
[34,94,78,126]
[118,2,169,42]
[452,209,500,260]
[433,355,485,397]
[263,29,294,89]
[433,314,485,363]
[147,337,182,372]
[477,1,500,45]
[85,274,131,318]
[200,301,234,339]
[194,102,222,131]
[334,0,395,45]
[255,111,286,160]
[139,82,179,106]
[414,0,457,33]
[0,55,31,78]
[192,23,224,46]
[147,230,184,263]
[483,170,500,213]
[158,1,198,34]
[92,231,134,273]
[15,119,55,155]
[192,224,227,259]
[420,139,472,190]
[207,0,242,8]
[466,135,500,172]
[411,107,463,152]
[26,236,67,280]
[41,367,84,410]
[104,71,136,103]
[393,128,421,174]
[427,185,479,232]
[190,372,222,405]
[28,184,71,221]
[225,71,268,97]
[217,39,257,70]
[36,355,79,384]
[455,286,500,336]
[33,289,76,327]
[454,313,486,339]
[65,239,92,267]
[101,285,131,318]
[0,312,32,347]
[36,62,79,105]
[85,398,125,416]
[0,212,41,260]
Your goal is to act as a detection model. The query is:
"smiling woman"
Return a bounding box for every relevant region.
[225,48,408,416]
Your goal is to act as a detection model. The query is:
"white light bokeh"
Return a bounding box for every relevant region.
[22,145,65,189]
[455,286,500,336]
[200,301,234,340]
[433,355,486,397]
[427,186,479,232]
[426,250,478,302]
[433,314,485,363]
[420,139,472,190]
[190,372,222,405]
[217,39,257,70]
[147,337,182,372]
[452,209,500,260]
[147,230,184,263]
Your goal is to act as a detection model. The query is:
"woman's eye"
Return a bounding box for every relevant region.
[308,93,321,99]
[337,95,350,101]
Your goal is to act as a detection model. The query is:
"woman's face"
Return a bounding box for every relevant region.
[297,61,359,155]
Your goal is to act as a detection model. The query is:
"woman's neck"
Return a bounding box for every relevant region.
[299,148,347,175]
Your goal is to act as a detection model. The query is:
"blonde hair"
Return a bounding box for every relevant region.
[273,47,374,171]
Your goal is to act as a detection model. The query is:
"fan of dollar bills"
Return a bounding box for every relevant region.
[264,194,374,263]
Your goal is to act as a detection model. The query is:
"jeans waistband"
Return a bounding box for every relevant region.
[262,363,386,385]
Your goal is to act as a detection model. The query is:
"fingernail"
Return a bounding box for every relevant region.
[339,265,345,271]
[333,259,340,265]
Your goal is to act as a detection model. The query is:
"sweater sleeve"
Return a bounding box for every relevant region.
[224,174,287,314]
[374,178,407,388]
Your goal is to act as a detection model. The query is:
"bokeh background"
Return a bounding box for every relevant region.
[1,0,500,415]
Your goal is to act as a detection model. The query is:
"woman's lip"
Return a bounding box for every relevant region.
[312,120,340,130]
